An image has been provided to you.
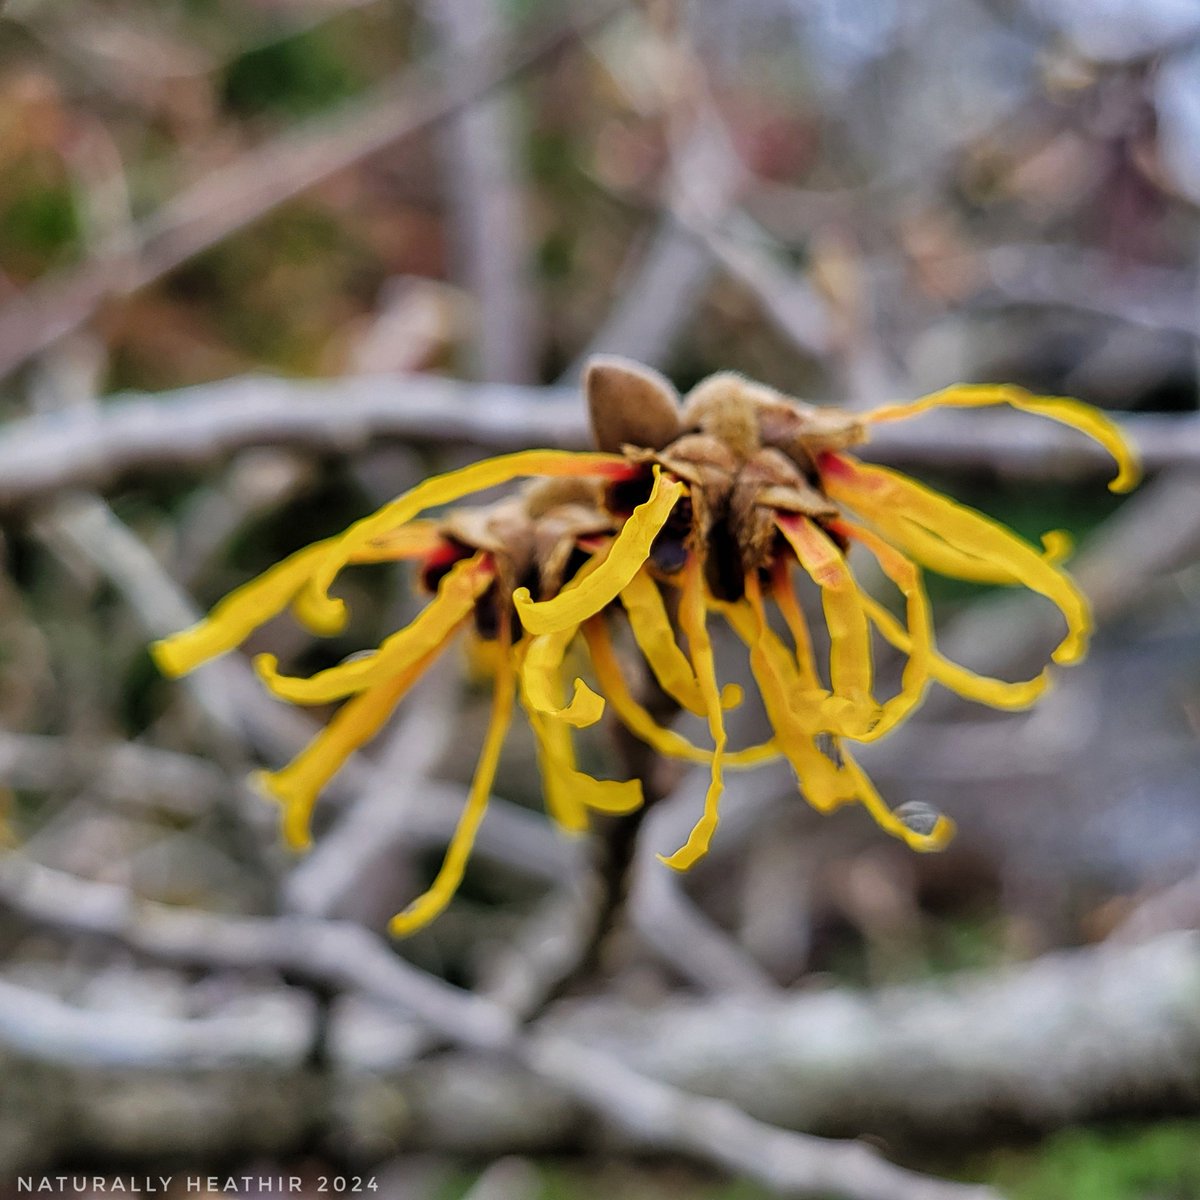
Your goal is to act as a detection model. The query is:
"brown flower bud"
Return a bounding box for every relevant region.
[585,355,682,454]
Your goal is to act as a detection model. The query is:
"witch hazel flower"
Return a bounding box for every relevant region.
[153,358,1139,933]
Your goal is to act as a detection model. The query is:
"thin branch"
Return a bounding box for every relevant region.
[33,492,311,768]
[0,373,1186,512]
[0,975,309,1070]
[0,731,228,816]
[980,243,1200,341]
[566,117,746,378]
[425,0,539,383]
[631,767,785,995]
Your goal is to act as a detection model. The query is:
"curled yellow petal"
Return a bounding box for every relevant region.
[860,591,1049,709]
[836,520,933,742]
[514,470,686,635]
[777,516,879,737]
[389,622,517,937]
[738,576,856,813]
[258,645,442,850]
[582,617,776,768]
[152,539,336,677]
[255,555,491,704]
[658,557,726,871]
[527,704,643,822]
[866,382,1140,494]
[521,626,605,728]
[619,569,707,716]
[853,512,1074,587]
[770,564,820,690]
[823,456,1092,665]
[299,449,633,635]
[293,528,448,635]
[517,640,643,829]
[840,749,956,853]
[1041,529,1074,565]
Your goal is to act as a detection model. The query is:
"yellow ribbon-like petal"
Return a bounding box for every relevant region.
[527,706,644,823]
[152,539,337,678]
[840,749,956,853]
[713,596,852,733]
[582,617,777,768]
[152,525,453,677]
[257,645,444,850]
[658,557,726,871]
[526,706,589,833]
[777,516,880,737]
[388,624,517,936]
[860,592,1050,709]
[770,564,821,690]
[618,570,707,716]
[517,640,643,829]
[738,576,857,813]
[858,512,1075,587]
[866,383,1140,493]
[835,520,933,742]
[254,555,493,704]
[514,470,686,635]
[518,553,607,728]
[358,521,446,561]
[298,449,632,634]
[822,456,1092,664]
[292,523,449,635]
[521,626,605,728]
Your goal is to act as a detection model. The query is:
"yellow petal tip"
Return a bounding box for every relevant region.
[252,652,279,681]
[149,637,190,679]
[1050,638,1087,666]
[1107,455,1141,494]
[387,910,425,938]
[566,678,606,727]
[655,850,693,872]
[909,814,956,853]
[296,591,348,637]
[1041,530,1074,564]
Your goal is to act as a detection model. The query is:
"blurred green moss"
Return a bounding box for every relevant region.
[993,1122,1200,1200]
[0,168,79,276]
[222,27,365,118]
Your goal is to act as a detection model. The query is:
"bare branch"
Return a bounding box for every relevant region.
[10,854,1200,1193]
[0,854,1000,1200]
[0,373,1185,512]
[425,0,539,383]
[566,118,746,377]
[0,731,227,816]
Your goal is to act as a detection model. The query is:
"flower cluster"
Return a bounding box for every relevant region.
[153,358,1139,934]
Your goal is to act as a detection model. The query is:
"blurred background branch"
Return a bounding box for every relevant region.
[1,373,1196,510]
